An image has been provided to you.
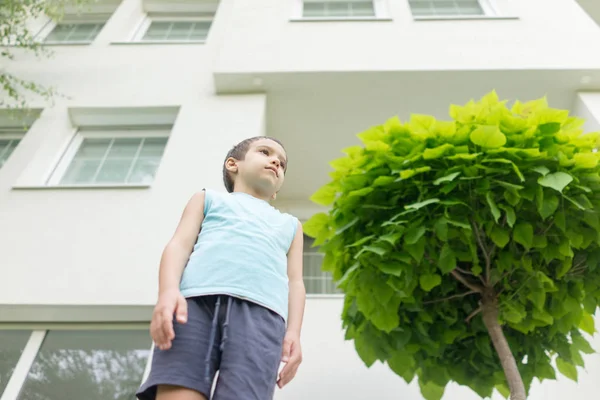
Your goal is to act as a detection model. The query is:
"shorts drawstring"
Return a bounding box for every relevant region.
[220,297,233,351]
[204,296,221,383]
[203,296,233,383]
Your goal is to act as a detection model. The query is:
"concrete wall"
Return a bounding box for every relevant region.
[214,0,600,74]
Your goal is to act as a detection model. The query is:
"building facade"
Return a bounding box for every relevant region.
[1,0,600,399]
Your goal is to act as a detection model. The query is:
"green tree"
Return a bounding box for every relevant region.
[304,91,600,400]
[1,0,92,108]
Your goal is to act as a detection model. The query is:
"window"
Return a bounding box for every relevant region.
[134,14,214,42]
[0,329,151,400]
[0,331,31,395]
[142,20,211,42]
[303,1,375,17]
[295,0,390,19]
[303,235,341,295]
[51,130,169,186]
[408,0,491,17]
[44,22,105,44]
[0,133,23,169]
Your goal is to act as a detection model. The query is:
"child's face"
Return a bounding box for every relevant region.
[234,139,287,196]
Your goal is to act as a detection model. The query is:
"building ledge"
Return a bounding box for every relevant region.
[413,15,520,21]
[289,17,392,22]
[110,41,206,45]
[12,184,152,190]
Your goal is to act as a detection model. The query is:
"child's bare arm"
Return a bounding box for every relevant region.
[151,191,205,350]
[278,222,306,388]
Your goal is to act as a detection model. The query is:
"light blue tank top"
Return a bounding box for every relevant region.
[179,188,298,322]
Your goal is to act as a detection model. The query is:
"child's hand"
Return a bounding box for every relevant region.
[150,290,187,351]
[277,331,302,388]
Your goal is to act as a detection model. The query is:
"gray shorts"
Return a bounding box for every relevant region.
[136,295,286,400]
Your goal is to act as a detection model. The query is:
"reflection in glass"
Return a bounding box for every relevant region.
[17,330,151,400]
[0,330,31,395]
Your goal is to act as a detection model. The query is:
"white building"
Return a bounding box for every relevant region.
[1,0,600,399]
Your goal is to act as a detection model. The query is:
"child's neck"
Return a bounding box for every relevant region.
[233,182,274,202]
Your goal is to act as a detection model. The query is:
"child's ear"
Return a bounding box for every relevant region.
[225,157,238,174]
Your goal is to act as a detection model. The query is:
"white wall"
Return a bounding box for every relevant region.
[214,0,600,74]
[276,299,600,400]
[0,0,266,306]
[574,92,600,134]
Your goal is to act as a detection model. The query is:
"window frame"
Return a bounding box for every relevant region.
[291,0,391,21]
[409,0,500,20]
[46,127,170,188]
[130,13,215,44]
[302,231,343,298]
[36,14,109,45]
[0,326,151,400]
[0,131,25,169]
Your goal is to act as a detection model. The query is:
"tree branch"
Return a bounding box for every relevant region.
[424,290,478,304]
[451,270,484,293]
[470,220,492,286]
[466,304,483,323]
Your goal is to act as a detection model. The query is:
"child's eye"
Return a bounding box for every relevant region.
[260,149,269,155]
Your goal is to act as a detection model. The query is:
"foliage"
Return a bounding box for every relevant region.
[304,91,600,399]
[0,0,93,107]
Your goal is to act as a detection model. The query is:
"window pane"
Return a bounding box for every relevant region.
[142,22,171,40]
[106,138,142,158]
[76,138,111,158]
[303,235,340,294]
[303,2,326,17]
[139,137,168,157]
[0,139,21,168]
[128,158,160,184]
[409,0,484,16]
[351,1,375,16]
[60,159,102,184]
[18,330,151,400]
[95,159,132,183]
[0,330,31,395]
[143,21,210,41]
[45,23,103,43]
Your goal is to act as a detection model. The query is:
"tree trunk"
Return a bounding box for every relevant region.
[481,294,527,400]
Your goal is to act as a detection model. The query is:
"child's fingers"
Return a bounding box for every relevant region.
[175,295,188,323]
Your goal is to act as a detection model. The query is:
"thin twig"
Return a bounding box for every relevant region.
[451,270,484,293]
[466,305,483,323]
[470,220,492,286]
[456,267,475,276]
[424,290,478,304]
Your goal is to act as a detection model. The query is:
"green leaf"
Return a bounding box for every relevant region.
[338,263,360,286]
[438,244,457,273]
[499,205,516,227]
[538,172,573,193]
[495,384,510,399]
[310,184,337,205]
[388,351,416,378]
[405,226,426,245]
[486,192,501,223]
[373,176,396,186]
[378,262,405,277]
[423,144,454,160]
[434,172,461,185]
[490,226,510,248]
[303,213,329,238]
[469,125,507,148]
[420,274,442,292]
[580,312,596,335]
[538,192,559,220]
[405,198,440,210]
[556,357,578,382]
[533,166,550,176]
[348,187,374,198]
[418,379,445,400]
[434,218,448,241]
[513,222,534,250]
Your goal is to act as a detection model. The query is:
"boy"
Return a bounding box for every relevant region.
[137,136,305,400]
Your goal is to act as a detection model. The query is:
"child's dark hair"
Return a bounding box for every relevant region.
[222,136,287,193]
